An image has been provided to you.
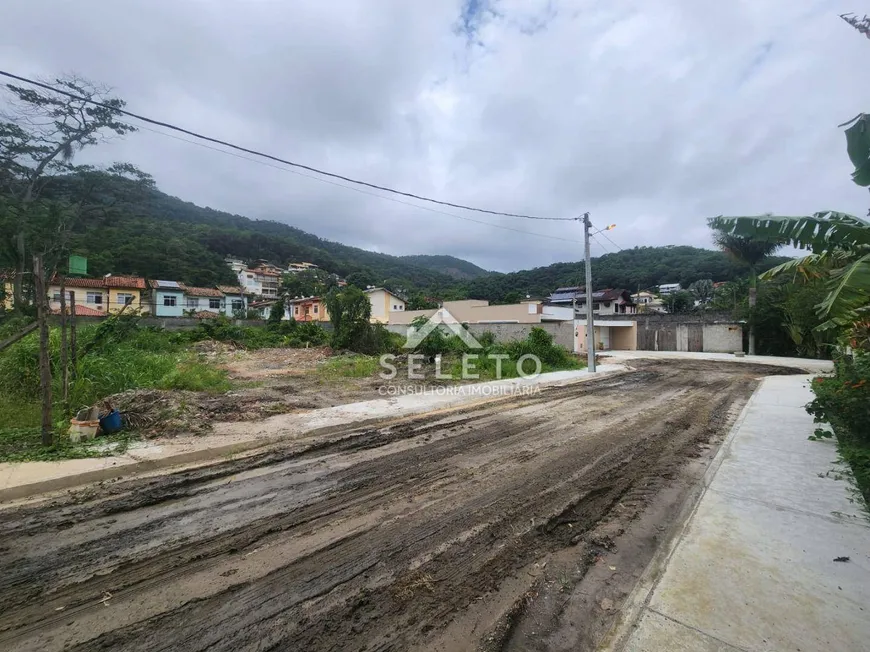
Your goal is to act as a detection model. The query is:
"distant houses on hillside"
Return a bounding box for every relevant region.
[43,274,250,319]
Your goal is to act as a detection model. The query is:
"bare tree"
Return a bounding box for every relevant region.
[0,74,138,309]
[841,13,870,39]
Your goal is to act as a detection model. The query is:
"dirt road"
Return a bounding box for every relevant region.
[0,361,796,651]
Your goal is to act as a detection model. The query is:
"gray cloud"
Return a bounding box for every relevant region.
[1,0,868,273]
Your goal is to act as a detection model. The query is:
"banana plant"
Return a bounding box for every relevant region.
[708,212,870,329]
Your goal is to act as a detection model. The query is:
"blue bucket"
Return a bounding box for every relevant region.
[100,409,123,434]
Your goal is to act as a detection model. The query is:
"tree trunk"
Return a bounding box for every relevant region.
[59,278,69,417]
[69,291,77,382]
[13,232,25,311]
[748,268,757,356]
[33,255,53,446]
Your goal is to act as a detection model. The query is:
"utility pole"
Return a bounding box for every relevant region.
[583,213,596,372]
[33,255,53,445]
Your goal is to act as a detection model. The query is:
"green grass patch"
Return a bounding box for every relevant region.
[0,314,230,461]
[318,354,381,378]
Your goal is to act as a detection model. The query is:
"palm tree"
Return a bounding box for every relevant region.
[709,226,781,354]
[709,212,870,336]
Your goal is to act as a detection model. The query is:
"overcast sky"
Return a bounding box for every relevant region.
[2,1,868,272]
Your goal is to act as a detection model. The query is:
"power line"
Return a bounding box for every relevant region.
[598,229,622,252]
[0,69,579,222]
[590,234,612,254]
[136,124,585,244]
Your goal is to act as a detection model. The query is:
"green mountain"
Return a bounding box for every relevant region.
[4,173,793,304]
[463,246,794,304]
[27,174,462,291]
[399,255,490,280]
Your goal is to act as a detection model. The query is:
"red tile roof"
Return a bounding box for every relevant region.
[49,275,105,288]
[103,275,146,289]
[216,285,245,295]
[51,305,106,317]
[179,284,224,297]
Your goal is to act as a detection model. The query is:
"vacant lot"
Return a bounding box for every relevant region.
[0,360,797,651]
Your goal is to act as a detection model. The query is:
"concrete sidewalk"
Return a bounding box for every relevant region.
[0,364,628,502]
[609,374,870,652]
[600,350,834,374]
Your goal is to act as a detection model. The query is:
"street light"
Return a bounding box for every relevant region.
[582,220,616,373]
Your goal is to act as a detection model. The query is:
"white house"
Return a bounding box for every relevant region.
[364,287,406,323]
[658,283,682,295]
[216,285,248,317]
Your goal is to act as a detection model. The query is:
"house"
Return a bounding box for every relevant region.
[247,265,281,298]
[149,280,185,317]
[239,269,263,296]
[225,257,247,275]
[364,287,406,323]
[249,299,277,319]
[288,296,329,322]
[180,285,225,315]
[658,283,682,295]
[48,276,108,314]
[103,275,148,314]
[632,291,664,314]
[216,285,248,317]
[286,261,319,273]
[548,287,636,315]
[632,291,656,306]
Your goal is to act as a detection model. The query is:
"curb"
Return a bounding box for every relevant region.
[0,367,632,504]
[597,376,767,652]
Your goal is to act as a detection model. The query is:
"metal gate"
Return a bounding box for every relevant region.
[687,323,703,352]
[638,323,677,351]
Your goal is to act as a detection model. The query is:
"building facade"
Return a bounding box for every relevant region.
[216,285,248,317]
[103,275,148,314]
[149,280,185,317]
[288,296,329,322]
[365,287,406,323]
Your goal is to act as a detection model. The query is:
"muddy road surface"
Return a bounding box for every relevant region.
[0,361,797,651]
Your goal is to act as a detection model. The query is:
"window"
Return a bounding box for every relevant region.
[209,298,221,310]
[86,292,103,305]
[187,297,199,308]
[163,295,177,307]
[52,292,61,302]
[393,305,397,310]
[294,306,299,315]
[117,293,134,306]
[313,305,318,314]
[231,299,244,311]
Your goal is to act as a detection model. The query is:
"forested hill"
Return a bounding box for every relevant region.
[38,174,462,290]
[399,255,490,280]
[18,173,792,301]
[464,246,793,304]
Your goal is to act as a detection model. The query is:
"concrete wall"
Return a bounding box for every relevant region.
[701,323,743,353]
[389,300,546,326]
[385,321,575,351]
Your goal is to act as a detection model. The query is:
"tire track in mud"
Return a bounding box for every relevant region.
[0,361,798,651]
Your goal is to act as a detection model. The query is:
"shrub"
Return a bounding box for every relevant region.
[807,352,870,503]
